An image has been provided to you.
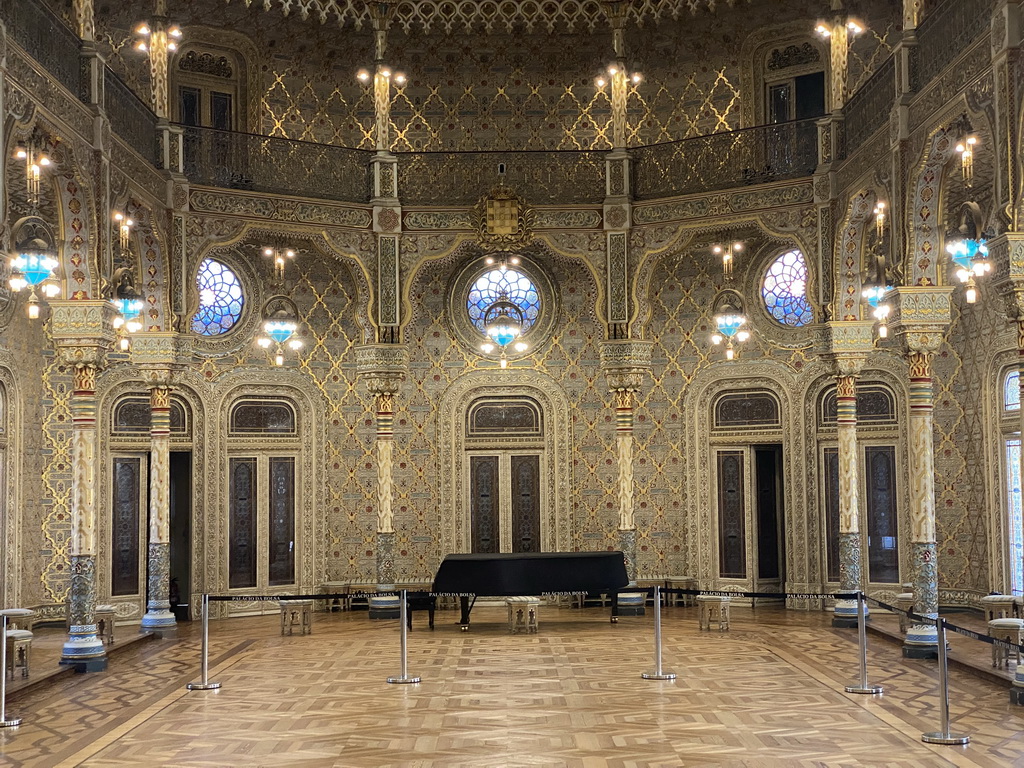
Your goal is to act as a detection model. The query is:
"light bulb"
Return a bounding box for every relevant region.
[8,276,26,292]
[878,324,888,339]
[113,316,126,329]
[711,334,723,345]
[167,42,177,52]
[275,353,284,366]
[596,77,606,88]
[380,68,391,78]
[14,144,27,160]
[357,69,370,82]
[136,41,148,52]
[736,330,750,342]
[394,73,406,84]
[965,286,977,304]
[514,342,528,352]
[725,347,735,361]
[257,337,272,348]
[288,339,303,350]
[137,23,150,35]
[815,23,831,37]
[126,319,143,333]
[27,303,40,319]
[500,358,508,369]
[509,256,520,265]
[608,66,618,76]
[481,343,495,353]
[631,73,642,84]
[119,336,130,351]
[169,26,182,38]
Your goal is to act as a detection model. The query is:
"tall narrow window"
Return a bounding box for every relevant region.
[823,447,840,582]
[111,458,142,596]
[268,457,295,586]
[174,48,240,131]
[229,457,257,589]
[865,445,899,583]
[1006,438,1023,596]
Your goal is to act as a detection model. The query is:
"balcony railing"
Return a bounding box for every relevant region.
[396,150,606,206]
[632,119,818,201]
[842,55,895,156]
[104,68,160,166]
[182,126,374,203]
[0,0,81,96]
[913,0,996,90]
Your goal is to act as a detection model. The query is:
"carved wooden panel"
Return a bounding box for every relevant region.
[111,457,141,597]
[229,457,257,589]
[268,457,295,587]
[511,455,540,554]
[470,456,499,554]
[865,445,899,584]
[717,450,746,579]
[823,447,840,582]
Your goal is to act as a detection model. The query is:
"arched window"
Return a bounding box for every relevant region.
[229,400,296,434]
[714,392,781,428]
[819,385,897,426]
[1004,369,1020,411]
[467,398,543,438]
[762,249,813,327]
[192,258,244,336]
[112,396,189,435]
[466,267,541,337]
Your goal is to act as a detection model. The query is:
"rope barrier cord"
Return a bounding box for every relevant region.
[864,595,1024,655]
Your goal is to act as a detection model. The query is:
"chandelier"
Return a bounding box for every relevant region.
[481,293,527,369]
[9,234,60,320]
[945,201,991,304]
[13,140,51,207]
[257,300,304,366]
[710,294,750,360]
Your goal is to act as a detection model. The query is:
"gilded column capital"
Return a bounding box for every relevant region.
[989,232,1024,317]
[356,343,408,395]
[821,320,874,374]
[130,332,195,386]
[599,339,653,392]
[887,286,952,355]
[49,300,118,367]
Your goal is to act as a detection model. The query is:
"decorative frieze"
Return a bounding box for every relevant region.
[356,344,409,395]
[600,339,654,392]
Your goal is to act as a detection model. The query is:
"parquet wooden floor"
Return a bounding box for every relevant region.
[1,605,1023,767]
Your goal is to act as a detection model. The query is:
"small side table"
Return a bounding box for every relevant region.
[506,597,540,634]
[697,595,730,631]
[280,600,313,635]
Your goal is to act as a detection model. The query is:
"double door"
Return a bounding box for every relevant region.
[715,444,785,596]
[469,452,541,553]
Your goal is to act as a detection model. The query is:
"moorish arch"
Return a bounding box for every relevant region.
[437,368,573,559]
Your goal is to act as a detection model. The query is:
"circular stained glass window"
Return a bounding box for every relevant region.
[762,249,813,327]
[191,258,244,336]
[466,267,541,337]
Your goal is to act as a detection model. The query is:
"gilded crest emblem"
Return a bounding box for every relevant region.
[471,185,534,250]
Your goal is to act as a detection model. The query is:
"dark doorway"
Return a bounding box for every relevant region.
[169,451,192,620]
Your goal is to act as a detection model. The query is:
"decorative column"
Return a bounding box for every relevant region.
[356,344,409,588]
[824,321,874,627]
[50,301,117,672]
[600,340,653,583]
[73,0,95,40]
[146,0,171,119]
[132,333,192,634]
[890,287,952,658]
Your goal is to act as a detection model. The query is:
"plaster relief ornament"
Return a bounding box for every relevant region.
[471,185,535,251]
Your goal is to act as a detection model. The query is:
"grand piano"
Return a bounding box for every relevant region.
[432,551,629,629]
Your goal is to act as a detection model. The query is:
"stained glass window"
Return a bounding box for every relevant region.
[1005,369,1020,411]
[466,267,540,336]
[762,249,813,327]
[191,258,244,336]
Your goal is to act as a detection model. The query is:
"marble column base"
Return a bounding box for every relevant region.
[377,531,396,590]
[1012,666,1024,705]
[61,554,108,672]
[831,599,868,628]
[618,529,637,585]
[902,622,939,659]
[141,542,177,637]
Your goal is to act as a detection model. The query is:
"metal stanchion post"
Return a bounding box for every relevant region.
[642,586,676,681]
[388,589,421,684]
[0,615,22,727]
[845,591,882,695]
[922,618,969,745]
[187,594,222,691]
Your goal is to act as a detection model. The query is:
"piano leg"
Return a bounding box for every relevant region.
[459,596,472,630]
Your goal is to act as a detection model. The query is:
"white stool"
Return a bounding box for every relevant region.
[506,597,540,634]
[989,618,1024,669]
[279,600,313,635]
[981,594,1017,623]
[697,595,730,631]
[5,629,32,679]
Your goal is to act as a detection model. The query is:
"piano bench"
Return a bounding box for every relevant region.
[506,597,540,634]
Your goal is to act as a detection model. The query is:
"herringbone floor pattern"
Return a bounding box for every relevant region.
[1,605,1022,767]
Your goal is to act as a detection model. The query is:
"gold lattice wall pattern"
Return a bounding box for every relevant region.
[86,0,899,153]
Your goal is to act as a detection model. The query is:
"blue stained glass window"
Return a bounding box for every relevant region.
[1005,369,1020,411]
[466,267,541,336]
[192,258,244,336]
[762,249,813,327]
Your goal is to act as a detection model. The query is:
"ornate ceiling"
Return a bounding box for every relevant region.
[223,0,752,34]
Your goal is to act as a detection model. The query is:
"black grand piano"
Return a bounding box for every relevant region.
[432,551,629,629]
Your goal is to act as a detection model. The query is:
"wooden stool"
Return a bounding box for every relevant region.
[5,629,32,679]
[368,594,401,619]
[895,593,915,634]
[95,604,116,645]
[988,618,1024,669]
[981,594,1017,623]
[697,595,730,631]
[616,592,646,616]
[279,599,313,635]
[665,576,697,607]
[506,597,539,634]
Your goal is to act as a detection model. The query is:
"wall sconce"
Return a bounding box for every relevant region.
[257,297,303,366]
[710,292,750,360]
[712,242,742,281]
[262,245,296,284]
[952,114,978,188]
[134,21,182,53]
[13,139,51,207]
